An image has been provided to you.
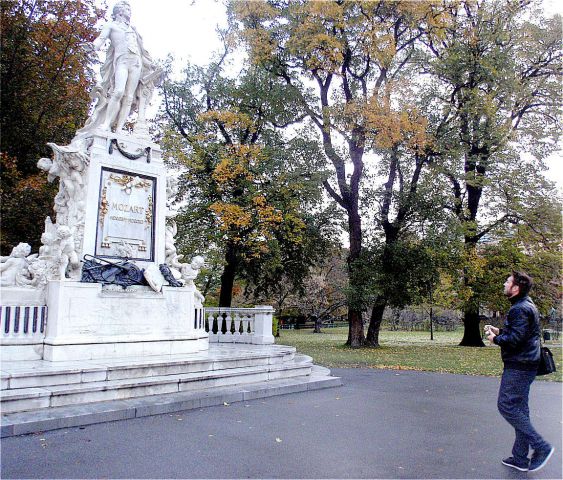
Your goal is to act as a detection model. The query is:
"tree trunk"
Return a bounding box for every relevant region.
[346,208,365,347]
[365,297,387,347]
[313,315,322,334]
[218,241,238,308]
[459,242,485,347]
[347,309,365,347]
[459,303,485,347]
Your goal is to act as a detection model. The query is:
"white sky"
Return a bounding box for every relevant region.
[116,0,228,68]
[103,0,561,188]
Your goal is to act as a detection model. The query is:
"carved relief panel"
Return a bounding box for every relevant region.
[95,167,156,261]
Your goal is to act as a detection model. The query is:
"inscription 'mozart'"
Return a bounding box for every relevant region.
[95,168,155,260]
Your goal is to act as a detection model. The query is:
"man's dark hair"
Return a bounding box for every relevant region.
[512,270,533,297]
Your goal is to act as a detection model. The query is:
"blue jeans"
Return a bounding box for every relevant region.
[497,368,550,463]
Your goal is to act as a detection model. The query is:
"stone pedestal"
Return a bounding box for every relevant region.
[81,131,167,266]
[43,281,208,361]
[39,130,208,361]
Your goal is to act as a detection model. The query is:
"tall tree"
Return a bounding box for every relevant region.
[161,58,329,307]
[1,0,105,253]
[475,192,561,319]
[419,0,561,345]
[232,0,449,346]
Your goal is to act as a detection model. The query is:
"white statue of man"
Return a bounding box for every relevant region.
[0,243,34,287]
[85,0,162,133]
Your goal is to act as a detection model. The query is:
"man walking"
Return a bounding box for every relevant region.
[485,271,554,472]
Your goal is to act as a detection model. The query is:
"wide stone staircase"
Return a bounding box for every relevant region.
[1,344,341,437]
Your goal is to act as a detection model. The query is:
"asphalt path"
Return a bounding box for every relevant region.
[1,368,561,479]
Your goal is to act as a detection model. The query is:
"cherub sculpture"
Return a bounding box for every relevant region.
[178,255,205,286]
[54,226,80,279]
[0,243,34,287]
[38,217,57,258]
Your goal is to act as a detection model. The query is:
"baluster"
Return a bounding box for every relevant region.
[233,313,241,340]
[226,312,233,335]
[241,315,250,341]
[219,312,226,335]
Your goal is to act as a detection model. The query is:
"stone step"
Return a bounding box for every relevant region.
[1,359,312,414]
[1,348,296,390]
[1,372,342,438]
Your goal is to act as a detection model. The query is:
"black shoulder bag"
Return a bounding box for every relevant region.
[537,332,556,376]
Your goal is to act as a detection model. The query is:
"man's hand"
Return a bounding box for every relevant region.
[484,325,499,335]
[484,324,499,344]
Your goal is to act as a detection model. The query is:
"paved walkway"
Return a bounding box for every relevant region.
[2,368,561,479]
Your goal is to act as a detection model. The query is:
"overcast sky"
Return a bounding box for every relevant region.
[108,0,561,187]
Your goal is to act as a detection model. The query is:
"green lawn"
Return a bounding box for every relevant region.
[275,327,562,381]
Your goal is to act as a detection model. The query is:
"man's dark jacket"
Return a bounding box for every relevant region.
[493,294,541,371]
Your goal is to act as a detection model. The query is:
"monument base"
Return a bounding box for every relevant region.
[43,338,209,362]
[43,281,208,361]
[1,344,44,362]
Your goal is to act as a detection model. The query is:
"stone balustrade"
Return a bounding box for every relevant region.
[1,305,47,341]
[0,303,274,360]
[1,305,48,360]
[205,306,275,345]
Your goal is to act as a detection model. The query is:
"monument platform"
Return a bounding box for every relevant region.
[0,343,341,437]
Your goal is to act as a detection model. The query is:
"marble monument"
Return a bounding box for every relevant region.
[1,1,208,361]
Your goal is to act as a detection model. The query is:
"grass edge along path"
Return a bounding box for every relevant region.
[275,327,562,382]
